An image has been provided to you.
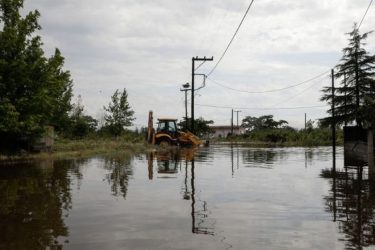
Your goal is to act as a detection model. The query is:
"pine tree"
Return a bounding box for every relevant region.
[104,88,135,136]
[321,24,375,127]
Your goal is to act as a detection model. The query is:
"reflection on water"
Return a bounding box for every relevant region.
[0,159,83,249]
[103,156,133,198]
[148,150,215,236]
[1,145,375,249]
[321,157,375,250]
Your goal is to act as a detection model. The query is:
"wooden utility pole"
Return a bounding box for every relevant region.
[234,110,242,127]
[185,90,188,129]
[180,83,190,130]
[305,113,307,130]
[231,109,234,135]
[234,110,241,135]
[331,69,336,167]
[191,56,213,133]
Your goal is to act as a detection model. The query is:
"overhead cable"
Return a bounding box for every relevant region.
[193,103,327,110]
[359,0,373,28]
[269,75,327,107]
[206,0,255,77]
[207,70,329,94]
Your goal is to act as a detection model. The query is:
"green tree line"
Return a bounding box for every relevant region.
[0,1,136,151]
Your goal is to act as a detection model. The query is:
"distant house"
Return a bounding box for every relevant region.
[210,125,245,138]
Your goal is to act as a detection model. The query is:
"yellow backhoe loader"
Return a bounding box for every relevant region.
[147,111,201,147]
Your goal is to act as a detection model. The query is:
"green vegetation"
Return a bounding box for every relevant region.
[178,117,213,137]
[321,24,375,128]
[213,115,342,147]
[242,115,289,131]
[229,127,343,147]
[102,88,135,136]
[66,95,98,138]
[0,0,73,150]
[0,132,155,163]
[0,2,140,155]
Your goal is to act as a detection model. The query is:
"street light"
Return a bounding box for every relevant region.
[180,82,191,130]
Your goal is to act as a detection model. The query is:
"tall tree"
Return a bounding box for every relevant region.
[177,117,213,137]
[321,24,375,127]
[0,0,73,149]
[104,88,135,136]
[69,95,97,138]
[241,115,288,131]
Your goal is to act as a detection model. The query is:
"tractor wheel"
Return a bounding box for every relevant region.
[158,139,170,147]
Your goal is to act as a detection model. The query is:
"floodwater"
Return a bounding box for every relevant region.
[0,145,374,250]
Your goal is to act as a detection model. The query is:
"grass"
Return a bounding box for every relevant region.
[0,136,158,164]
[211,128,344,147]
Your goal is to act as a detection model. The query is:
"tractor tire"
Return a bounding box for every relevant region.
[158,138,171,147]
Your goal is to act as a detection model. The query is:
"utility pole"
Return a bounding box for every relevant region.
[331,69,336,168]
[180,83,191,130]
[305,113,307,130]
[234,110,242,134]
[231,109,234,135]
[191,56,213,133]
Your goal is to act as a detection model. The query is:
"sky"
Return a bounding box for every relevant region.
[23,0,375,129]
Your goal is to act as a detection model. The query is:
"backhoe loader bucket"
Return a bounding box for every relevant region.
[178,131,201,146]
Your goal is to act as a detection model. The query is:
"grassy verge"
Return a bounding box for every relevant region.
[0,137,158,164]
[211,128,344,147]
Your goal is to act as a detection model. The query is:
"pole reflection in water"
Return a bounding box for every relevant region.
[147,149,215,236]
[229,144,240,177]
[147,153,154,180]
[190,159,214,235]
[231,144,234,177]
[321,155,375,250]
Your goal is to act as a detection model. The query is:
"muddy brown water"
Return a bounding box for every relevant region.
[0,145,373,250]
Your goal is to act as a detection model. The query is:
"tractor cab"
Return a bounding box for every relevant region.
[155,118,179,146]
[157,118,178,136]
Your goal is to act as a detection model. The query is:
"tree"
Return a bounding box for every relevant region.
[305,119,315,132]
[0,0,73,149]
[69,95,97,138]
[241,115,288,131]
[321,24,375,127]
[177,117,213,137]
[103,88,135,136]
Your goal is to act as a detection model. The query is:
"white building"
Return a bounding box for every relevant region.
[210,126,245,138]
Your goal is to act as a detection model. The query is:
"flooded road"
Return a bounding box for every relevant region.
[0,145,374,250]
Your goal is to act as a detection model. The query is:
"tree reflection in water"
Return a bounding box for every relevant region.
[321,159,375,250]
[103,155,134,198]
[0,159,83,249]
[242,148,285,169]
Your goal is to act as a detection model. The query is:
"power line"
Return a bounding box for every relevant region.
[359,0,373,29]
[207,70,329,94]
[194,103,327,110]
[269,74,327,107]
[207,0,255,77]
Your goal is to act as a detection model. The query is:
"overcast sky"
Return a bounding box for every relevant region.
[23,0,375,128]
